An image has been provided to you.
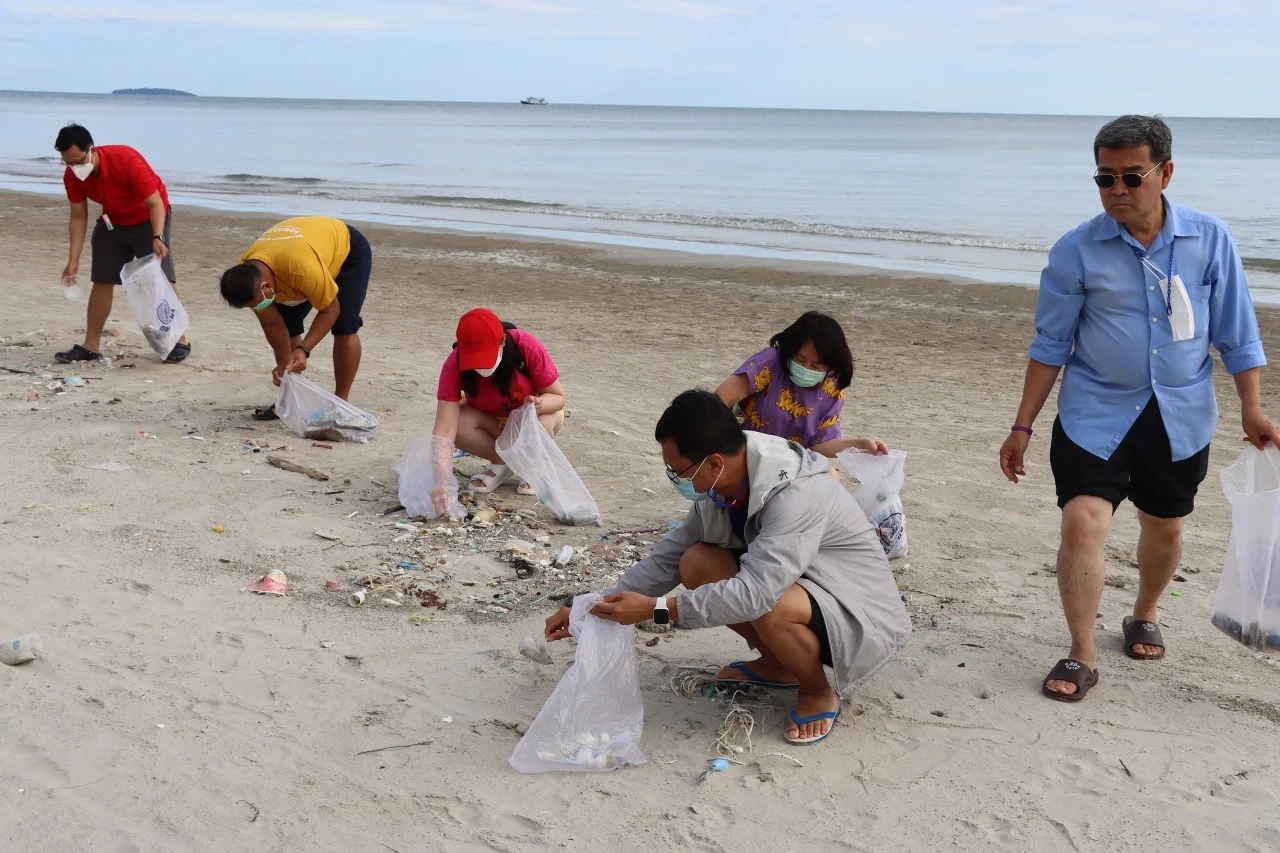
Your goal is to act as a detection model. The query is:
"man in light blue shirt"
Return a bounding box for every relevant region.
[999,115,1280,703]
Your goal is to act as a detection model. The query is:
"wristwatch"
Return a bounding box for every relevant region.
[294,344,311,357]
[152,234,167,245]
[652,597,670,626]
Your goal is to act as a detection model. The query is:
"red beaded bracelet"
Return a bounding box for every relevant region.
[1011,425,1033,435]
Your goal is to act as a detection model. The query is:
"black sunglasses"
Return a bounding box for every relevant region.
[1093,162,1163,189]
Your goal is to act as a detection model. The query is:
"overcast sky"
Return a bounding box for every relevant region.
[2,0,1277,116]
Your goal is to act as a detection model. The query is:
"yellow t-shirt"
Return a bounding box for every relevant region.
[239,217,351,310]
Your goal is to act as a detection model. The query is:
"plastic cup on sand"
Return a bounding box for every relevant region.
[61,274,89,301]
[1,633,42,665]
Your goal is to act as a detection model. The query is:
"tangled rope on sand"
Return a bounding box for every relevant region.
[668,667,772,764]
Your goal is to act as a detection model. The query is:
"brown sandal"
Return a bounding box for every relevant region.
[1123,615,1166,660]
[1042,658,1099,703]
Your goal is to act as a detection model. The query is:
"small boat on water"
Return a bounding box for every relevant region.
[520,96,548,105]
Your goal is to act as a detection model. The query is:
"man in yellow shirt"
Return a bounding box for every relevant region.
[219,217,372,416]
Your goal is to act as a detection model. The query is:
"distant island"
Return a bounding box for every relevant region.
[111,88,196,97]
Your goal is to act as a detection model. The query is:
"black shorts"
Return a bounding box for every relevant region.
[276,225,371,338]
[1050,397,1210,519]
[90,213,175,284]
[731,548,833,668]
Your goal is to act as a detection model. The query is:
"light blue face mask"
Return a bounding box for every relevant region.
[788,359,827,388]
[251,294,275,313]
[668,456,720,502]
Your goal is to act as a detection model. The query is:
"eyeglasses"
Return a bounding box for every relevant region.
[665,457,707,484]
[1093,162,1163,189]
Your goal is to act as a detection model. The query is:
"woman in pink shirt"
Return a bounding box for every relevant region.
[433,307,567,495]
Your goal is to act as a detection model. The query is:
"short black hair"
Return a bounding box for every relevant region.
[54,123,93,153]
[220,263,263,307]
[654,389,746,460]
[1094,115,1172,164]
[771,311,854,389]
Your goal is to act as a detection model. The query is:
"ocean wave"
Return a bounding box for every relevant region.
[395,194,568,210]
[220,173,325,185]
[1243,257,1280,274]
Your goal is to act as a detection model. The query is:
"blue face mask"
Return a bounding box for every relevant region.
[668,456,721,502]
[251,294,275,313]
[788,359,827,388]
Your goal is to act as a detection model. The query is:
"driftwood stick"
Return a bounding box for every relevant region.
[267,455,329,481]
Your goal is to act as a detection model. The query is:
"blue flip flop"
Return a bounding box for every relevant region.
[785,709,839,745]
[715,661,800,690]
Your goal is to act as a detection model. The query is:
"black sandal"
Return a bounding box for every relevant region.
[1122,616,1166,660]
[55,344,102,364]
[1041,658,1099,703]
[252,404,279,421]
[165,342,192,364]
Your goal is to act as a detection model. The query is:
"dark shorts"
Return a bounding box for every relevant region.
[276,225,371,338]
[731,547,833,669]
[1050,397,1210,519]
[90,212,175,284]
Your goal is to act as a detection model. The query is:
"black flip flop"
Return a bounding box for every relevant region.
[252,404,279,421]
[1042,658,1099,703]
[165,342,192,364]
[54,344,102,364]
[1122,615,1166,660]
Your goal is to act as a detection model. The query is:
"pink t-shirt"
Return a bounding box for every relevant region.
[437,328,559,417]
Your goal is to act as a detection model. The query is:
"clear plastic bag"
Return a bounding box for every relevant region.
[837,448,908,559]
[1211,445,1280,652]
[394,435,464,519]
[120,254,189,358]
[509,594,647,773]
[274,372,378,443]
[495,400,600,525]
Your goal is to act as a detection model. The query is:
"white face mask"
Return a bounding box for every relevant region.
[474,344,504,378]
[70,157,94,181]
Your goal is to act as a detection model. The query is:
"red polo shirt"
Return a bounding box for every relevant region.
[63,145,171,227]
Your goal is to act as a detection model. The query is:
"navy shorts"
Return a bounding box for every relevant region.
[90,212,175,284]
[1050,397,1210,519]
[276,225,371,338]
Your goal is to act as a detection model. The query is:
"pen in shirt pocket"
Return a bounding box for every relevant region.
[102,214,113,231]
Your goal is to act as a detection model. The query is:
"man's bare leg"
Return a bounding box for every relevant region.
[1130,510,1182,656]
[1045,495,1112,696]
[333,333,361,401]
[82,282,114,353]
[753,584,839,741]
[679,544,793,684]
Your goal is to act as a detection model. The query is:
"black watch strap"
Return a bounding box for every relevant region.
[294,344,311,357]
[152,234,167,244]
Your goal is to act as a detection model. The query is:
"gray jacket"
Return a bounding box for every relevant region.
[615,432,911,695]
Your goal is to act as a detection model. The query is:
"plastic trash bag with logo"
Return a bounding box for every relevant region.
[838,448,909,559]
[120,254,189,359]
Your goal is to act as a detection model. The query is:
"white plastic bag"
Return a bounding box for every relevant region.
[838,448,908,559]
[274,372,378,443]
[509,594,646,773]
[1211,445,1280,652]
[394,435,464,519]
[495,400,600,525]
[120,254,189,358]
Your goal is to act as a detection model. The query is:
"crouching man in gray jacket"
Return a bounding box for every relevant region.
[545,389,911,745]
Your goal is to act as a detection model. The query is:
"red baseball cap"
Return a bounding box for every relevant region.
[456,308,505,371]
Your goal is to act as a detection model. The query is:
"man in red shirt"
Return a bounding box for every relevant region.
[54,123,192,364]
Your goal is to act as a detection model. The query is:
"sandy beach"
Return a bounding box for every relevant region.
[2,187,1279,852]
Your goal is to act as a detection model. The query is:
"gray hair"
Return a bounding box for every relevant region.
[1093,115,1172,164]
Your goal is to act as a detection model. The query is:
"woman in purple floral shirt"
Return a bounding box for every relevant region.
[715,311,887,458]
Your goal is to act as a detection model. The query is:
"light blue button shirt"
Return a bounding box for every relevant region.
[1029,198,1266,461]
